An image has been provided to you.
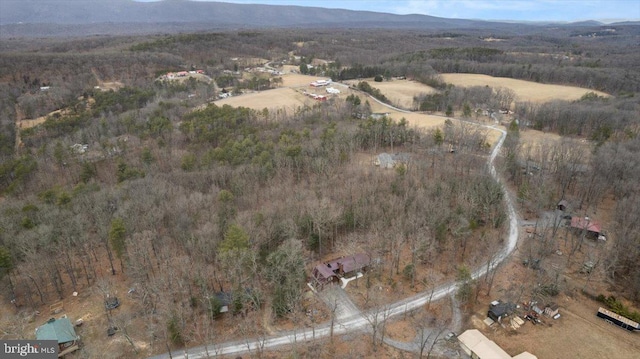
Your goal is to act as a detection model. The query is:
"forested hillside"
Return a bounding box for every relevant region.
[1,26,639,357]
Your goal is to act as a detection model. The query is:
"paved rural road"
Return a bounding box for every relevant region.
[148,98,517,359]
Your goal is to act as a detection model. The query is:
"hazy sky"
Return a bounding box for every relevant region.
[158,0,640,23]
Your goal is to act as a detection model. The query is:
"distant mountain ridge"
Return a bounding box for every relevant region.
[0,0,494,27]
[1,0,635,37]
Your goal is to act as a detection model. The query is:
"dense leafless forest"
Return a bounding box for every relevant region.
[1,25,639,357]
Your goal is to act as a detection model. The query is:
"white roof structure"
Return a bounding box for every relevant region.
[326,87,341,94]
[458,329,537,359]
[513,353,538,359]
[310,79,331,87]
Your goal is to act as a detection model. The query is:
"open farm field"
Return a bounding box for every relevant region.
[215,72,349,113]
[280,73,329,87]
[218,74,505,147]
[387,111,446,131]
[346,79,437,109]
[440,74,610,103]
[215,87,311,111]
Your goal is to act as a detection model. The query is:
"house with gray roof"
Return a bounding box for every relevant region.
[375,152,411,169]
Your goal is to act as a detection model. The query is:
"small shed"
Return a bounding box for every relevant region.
[213,291,233,313]
[556,200,569,212]
[35,317,80,357]
[211,289,256,314]
[544,304,559,317]
[488,301,515,323]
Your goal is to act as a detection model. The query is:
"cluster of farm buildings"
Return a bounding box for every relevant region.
[160,70,204,80]
[246,66,284,76]
[456,298,637,359]
[302,79,342,101]
[302,91,328,101]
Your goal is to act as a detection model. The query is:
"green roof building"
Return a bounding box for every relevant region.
[35,317,80,357]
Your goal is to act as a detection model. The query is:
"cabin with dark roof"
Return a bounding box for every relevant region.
[311,253,370,289]
[488,300,515,323]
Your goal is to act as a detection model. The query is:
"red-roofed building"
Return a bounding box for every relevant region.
[570,216,602,238]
